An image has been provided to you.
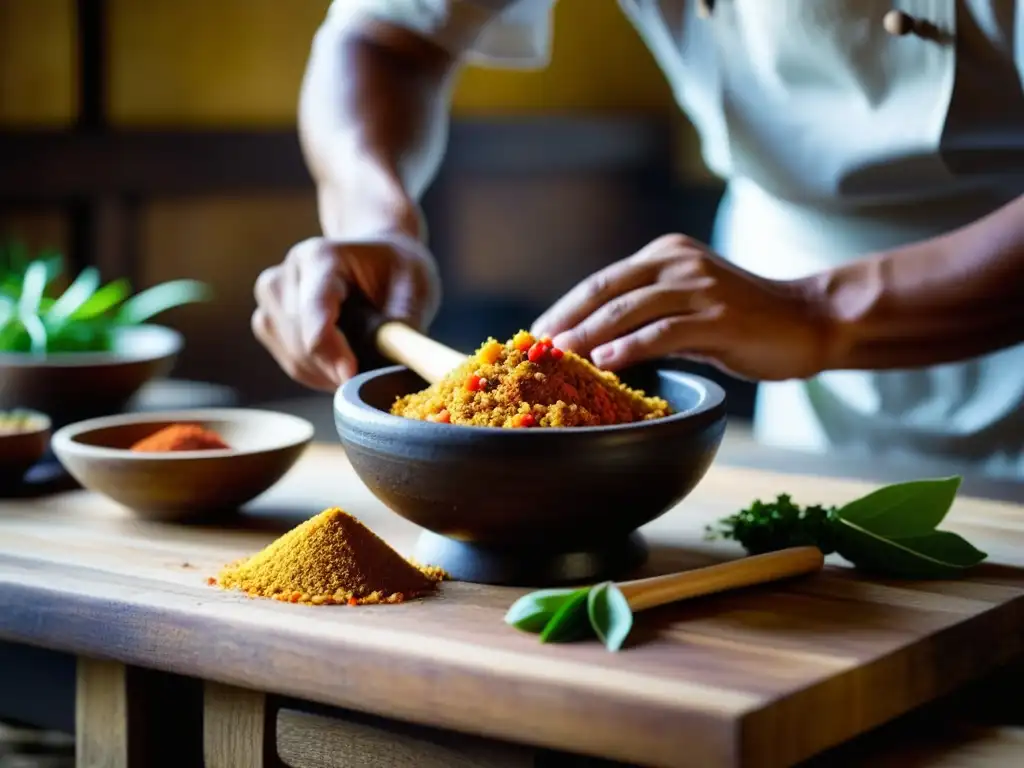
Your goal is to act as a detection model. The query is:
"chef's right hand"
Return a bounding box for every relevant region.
[252,235,441,392]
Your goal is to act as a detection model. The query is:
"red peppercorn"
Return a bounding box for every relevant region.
[514,413,536,428]
[550,347,564,360]
[527,342,547,363]
[465,374,483,392]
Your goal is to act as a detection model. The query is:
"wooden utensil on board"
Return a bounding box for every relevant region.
[618,546,825,611]
[337,288,467,386]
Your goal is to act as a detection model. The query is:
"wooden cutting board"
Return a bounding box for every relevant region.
[2,444,1024,768]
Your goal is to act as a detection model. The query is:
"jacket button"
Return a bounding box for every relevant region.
[883,9,916,36]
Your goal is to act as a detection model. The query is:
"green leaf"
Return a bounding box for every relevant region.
[21,314,48,354]
[504,588,586,633]
[587,581,634,652]
[116,279,209,325]
[18,260,48,318]
[46,267,100,322]
[835,518,987,579]
[837,477,961,538]
[73,278,131,320]
[539,588,592,644]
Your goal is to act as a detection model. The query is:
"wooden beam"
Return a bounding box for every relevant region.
[0,118,674,201]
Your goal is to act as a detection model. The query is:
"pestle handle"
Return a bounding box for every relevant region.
[336,285,466,386]
[618,546,824,612]
[376,321,467,385]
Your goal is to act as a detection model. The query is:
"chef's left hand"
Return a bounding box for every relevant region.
[531,234,830,381]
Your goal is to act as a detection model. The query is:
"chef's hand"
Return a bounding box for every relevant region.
[252,235,441,391]
[531,234,829,381]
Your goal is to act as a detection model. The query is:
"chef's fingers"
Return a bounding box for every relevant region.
[288,240,358,385]
[250,304,338,392]
[530,248,663,340]
[549,284,692,358]
[253,260,341,392]
[589,313,719,371]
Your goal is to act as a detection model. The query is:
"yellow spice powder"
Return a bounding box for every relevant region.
[391,330,672,428]
[212,507,446,605]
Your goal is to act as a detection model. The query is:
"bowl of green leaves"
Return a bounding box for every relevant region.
[0,242,209,428]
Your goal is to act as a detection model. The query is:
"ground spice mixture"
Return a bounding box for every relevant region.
[130,423,230,452]
[391,330,673,428]
[212,507,446,605]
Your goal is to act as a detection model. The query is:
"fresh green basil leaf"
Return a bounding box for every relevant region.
[504,587,586,633]
[587,581,633,653]
[18,260,48,318]
[73,278,131,320]
[539,588,592,644]
[116,279,209,325]
[835,518,987,579]
[0,318,29,352]
[47,267,100,322]
[837,477,962,538]
[21,314,48,354]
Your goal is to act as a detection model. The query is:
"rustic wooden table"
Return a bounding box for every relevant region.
[2,436,1024,768]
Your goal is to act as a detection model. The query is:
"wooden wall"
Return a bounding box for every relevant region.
[0,0,720,404]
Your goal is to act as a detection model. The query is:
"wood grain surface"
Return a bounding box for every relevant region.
[2,445,1024,768]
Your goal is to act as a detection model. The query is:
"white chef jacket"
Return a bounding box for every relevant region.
[328,0,1024,479]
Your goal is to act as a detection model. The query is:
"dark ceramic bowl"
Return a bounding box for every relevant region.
[0,409,51,491]
[334,363,727,586]
[0,324,182,430]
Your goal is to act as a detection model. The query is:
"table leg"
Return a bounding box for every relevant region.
[76,658,128,768]
[75,657,203,768]
[203,682,276,768]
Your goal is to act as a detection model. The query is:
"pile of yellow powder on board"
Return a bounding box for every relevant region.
[212,507,446,605]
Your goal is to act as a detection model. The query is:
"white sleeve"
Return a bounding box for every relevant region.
[326,0,555,69]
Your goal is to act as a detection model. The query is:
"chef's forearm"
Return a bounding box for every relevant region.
[808,194,1024,371]
[299,17,457,241]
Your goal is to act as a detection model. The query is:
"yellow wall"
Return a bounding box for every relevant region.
[0,0,76,125]
[105,0,674,124]
[0,0,676,127]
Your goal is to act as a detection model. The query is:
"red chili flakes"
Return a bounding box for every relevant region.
[512,413,536,428]
[427,409,451,424]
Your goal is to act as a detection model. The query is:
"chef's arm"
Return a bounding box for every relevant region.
[298,15,458,241]
[809,194,1024,370]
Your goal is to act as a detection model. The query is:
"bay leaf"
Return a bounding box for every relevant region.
[539,589,592,644]
[836,476,961,538]
[835,518,987,579]
[504,587,586,633]
[587,581,633,653]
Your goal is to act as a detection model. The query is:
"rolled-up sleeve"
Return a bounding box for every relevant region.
[326,0,555,69]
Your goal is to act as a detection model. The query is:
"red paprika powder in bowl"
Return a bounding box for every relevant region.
[51,408,314,520]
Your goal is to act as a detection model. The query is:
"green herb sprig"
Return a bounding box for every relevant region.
[505,581,634,653]
[707,476,987,579]
[0,241,209,355]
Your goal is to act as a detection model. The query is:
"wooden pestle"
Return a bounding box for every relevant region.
[617,546,825,612]
[338,288,467,385]
[375,322,467,386]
